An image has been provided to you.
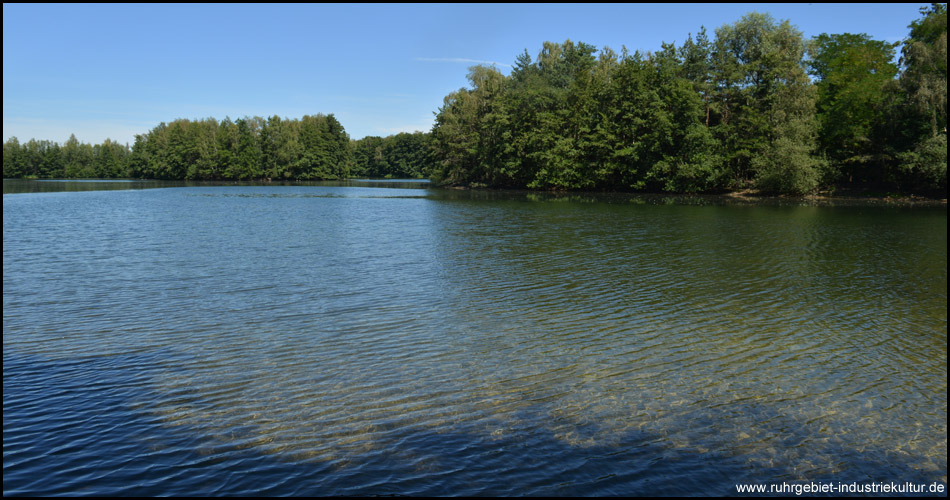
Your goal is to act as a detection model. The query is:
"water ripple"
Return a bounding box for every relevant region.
[4,186,946,495]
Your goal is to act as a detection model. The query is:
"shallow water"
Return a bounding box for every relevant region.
[3,181,946,495]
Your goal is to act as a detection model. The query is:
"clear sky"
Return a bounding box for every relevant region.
[2,3,931,145]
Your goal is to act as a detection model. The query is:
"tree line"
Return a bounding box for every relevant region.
[3,115,434,182]
[350,131,434,179]
[4,6,947,196]
[429,6,946,196]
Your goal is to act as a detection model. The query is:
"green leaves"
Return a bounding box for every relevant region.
[429,39,723,192]
[808,32,899,185]
[352,132,433,179]
[896,4,947,195]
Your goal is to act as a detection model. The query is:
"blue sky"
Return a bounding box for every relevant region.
[2,3,931,145]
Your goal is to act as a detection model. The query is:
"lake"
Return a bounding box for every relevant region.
[3,180,947,495]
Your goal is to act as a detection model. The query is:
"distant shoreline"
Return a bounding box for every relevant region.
[4,177,946,206]
[435,182,949,206]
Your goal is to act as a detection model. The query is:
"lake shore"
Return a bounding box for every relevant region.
[437,182,948,207]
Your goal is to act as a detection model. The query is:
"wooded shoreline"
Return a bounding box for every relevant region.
[4,6,946,198]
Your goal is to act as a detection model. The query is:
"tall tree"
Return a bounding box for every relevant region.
[431,64,510,186]
[712,13,823,194]
[229,117,262,180]
[680,28,715,128]
[896,3,947,194]
[3,137,26,178]
[808,33,900,185]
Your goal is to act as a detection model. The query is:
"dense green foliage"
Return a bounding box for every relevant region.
[4,7,947,196]
[429,7,947,196]
[5,115,350,181]
[808,33,900,186]
[3,135,131,180]
[350,132,435,179]
[9,115,353,181]
[895,3,948,194]
[3,118,435,182]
